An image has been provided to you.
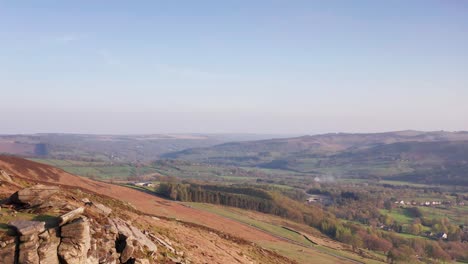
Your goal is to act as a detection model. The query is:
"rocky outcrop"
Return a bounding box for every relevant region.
[9,184,59,206]
[1,184,180,264]
[58,217,91,264]
[110,217,158,264]
[110,218,157,253]
[81,198,112,217]
[10,220,46,264]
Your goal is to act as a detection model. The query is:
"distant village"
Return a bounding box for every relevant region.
[394,199,465,207]
[305,196,466,208]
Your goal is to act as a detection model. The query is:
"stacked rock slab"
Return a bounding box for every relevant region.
[1,184,168,264]
[10,220,46,264]
[58,217,91,264]
[38,228,60,264]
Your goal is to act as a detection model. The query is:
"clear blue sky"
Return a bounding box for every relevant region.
[1,1,467,134]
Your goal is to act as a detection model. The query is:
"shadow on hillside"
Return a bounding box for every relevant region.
[32,215,60,228]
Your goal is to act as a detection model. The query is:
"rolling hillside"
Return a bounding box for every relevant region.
[316,140,468,184]
[164,131,468,185]
[0,133,276,162]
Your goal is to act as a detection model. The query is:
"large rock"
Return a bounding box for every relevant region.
[92,203,112,216]
[58,217,91,264]
[10,184,59,206]
[59,207,85,225]
[128,225,157,252]
[37,199,68,210]
[110,218,157,252]
[38,228,60,264]
[9,220,45,236]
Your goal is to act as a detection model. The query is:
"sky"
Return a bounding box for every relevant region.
[0,1,467,134]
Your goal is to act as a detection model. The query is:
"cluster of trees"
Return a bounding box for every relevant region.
[319,216,468,262]
[157,182,328,227]
[158,183,285,214]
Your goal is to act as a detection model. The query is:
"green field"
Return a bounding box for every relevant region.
[379,208,415,224]
[30,158,271,183]
[418,206,468,225]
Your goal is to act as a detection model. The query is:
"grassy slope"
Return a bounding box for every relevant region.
[185,202,385,264]
[185,203,315,245]
[30,158,268,182]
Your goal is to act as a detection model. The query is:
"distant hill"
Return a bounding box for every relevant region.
[164,131,468,185]
[319,140,468,185]
[0,133,277,162]
[164,130,468,164]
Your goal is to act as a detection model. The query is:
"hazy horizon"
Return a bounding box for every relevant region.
[1,127,467,137]
[1,1,467,134]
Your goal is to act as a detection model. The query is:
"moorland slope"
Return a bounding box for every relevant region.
[0,155,363,263]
